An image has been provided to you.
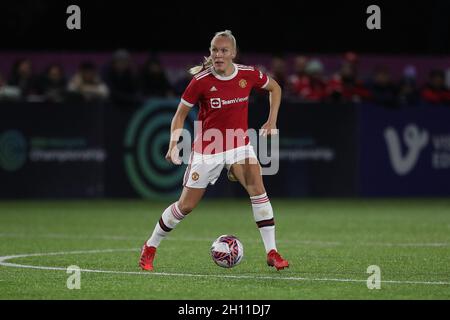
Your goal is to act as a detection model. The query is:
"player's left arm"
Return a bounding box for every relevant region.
[260,77,282,136]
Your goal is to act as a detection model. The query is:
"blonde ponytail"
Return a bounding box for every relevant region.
[188,30,237,75]
[189,56,213,75]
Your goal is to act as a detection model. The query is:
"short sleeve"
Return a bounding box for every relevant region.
[251,68,270,89]
[181,78,201,107]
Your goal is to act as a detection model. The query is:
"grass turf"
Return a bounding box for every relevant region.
[0,199,449,299]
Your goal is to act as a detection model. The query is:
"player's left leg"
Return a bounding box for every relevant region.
[229,160,289,270]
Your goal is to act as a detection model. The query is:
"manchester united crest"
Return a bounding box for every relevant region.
[192,172,200,181]
[239,79,247,88]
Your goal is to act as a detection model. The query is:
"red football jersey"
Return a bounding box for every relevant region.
[181,63,269,154]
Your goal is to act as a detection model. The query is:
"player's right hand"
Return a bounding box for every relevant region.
[165,145,182,165]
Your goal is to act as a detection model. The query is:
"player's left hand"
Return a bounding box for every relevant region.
[260,122,278,137]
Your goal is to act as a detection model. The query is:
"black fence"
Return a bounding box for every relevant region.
[1,99,449,199]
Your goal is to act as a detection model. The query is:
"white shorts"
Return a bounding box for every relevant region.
[183,144,258,188]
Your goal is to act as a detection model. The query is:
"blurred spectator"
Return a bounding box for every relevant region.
[0,72,21,101]
[8,58,39,99]
[343,51,359,67]
[173,64,194,96]
[67,61,109,102]
[4,51,450,109]
[139,54,173,98]
[367,66,398,108]
[421,69,450,105]
[288,55,308,95]
[37,64,67,103]
[269,56,288,90]
[103,49,140,106]
[290,59,327,102]
[294,55,308,78]
[398,65,420,106]
[327,59,371,103]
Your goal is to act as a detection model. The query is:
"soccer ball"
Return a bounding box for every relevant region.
[210,235,244,268]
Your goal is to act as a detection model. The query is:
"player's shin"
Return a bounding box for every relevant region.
[146,202,186,247]
[250,193,277,253]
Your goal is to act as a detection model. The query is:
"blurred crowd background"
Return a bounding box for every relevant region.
[1,50,450,108]
[1,2,450,199]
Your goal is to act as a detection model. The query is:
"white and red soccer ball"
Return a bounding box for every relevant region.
[210,235,244,268]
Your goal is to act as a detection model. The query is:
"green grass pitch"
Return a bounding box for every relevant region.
[0,199,449,299]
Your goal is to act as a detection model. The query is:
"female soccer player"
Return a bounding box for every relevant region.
[139,30,289,271]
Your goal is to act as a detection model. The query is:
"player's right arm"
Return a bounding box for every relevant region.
[166,76,201,165]
[165,102,191,165]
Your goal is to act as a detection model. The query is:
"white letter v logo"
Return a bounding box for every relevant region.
[384,124,429,175]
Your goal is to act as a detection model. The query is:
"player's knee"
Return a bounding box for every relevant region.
[246,184,266,197]
[177,201,196,215]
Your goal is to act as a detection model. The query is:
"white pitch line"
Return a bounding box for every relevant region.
[0,233,341,245]
[365,242,450,247]
[0,232,449,248]
[0,249,449,286]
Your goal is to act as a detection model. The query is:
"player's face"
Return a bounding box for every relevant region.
[210,37,235,74]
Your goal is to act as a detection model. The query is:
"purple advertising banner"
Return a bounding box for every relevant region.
[358,104,450,196]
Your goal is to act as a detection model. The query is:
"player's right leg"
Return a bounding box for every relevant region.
[139,186,206,271]
[140,150,224,271]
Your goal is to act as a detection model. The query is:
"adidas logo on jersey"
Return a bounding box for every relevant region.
[210,86,218,92]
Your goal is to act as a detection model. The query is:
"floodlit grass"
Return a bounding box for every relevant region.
[0,199,449,299]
